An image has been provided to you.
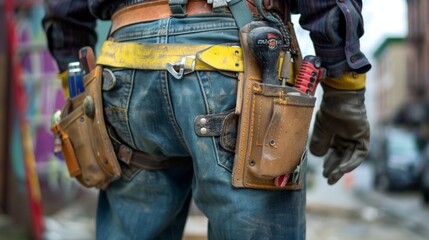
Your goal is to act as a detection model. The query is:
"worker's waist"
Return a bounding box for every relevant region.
[111,0,259,33]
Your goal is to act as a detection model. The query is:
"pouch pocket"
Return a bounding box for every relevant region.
[232,81,315,190]
[248,82,315,178]
[52,66,121,189]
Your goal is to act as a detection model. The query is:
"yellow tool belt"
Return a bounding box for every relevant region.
[97,40,294,82]
[97,40,243,76]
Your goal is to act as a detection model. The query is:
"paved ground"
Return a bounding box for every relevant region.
[305,159,427,240]
[3,158,428,240]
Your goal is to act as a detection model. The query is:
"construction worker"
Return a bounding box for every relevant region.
[43,0,371,239]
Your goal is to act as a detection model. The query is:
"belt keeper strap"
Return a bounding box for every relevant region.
[118,145,133,164]
[227,0,253,28]
[254,0,278,23]
[169,0,189,16]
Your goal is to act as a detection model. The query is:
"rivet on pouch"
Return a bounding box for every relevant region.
[200,127,207,135]
[269,139,276,147]
[83,95,95,118]
[249,160,255,166]
[200,118,207,125]
[102,68,117,91]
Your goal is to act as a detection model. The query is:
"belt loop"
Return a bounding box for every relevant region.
[169,0,188,16]
[118,145,133,165]
[227,0,253,29]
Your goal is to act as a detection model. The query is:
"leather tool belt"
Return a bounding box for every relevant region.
[52,66,121,189]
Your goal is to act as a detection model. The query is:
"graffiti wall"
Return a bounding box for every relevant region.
[11,3,81,217]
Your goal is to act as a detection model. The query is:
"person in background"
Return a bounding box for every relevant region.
[43,0,371,239]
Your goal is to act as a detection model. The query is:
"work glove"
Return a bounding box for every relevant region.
[310,83,370,185]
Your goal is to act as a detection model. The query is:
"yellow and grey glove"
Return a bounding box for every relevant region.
[310,73,370,185]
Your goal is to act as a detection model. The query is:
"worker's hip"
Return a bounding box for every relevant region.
[102,16,313,191]
[103,17,240,170]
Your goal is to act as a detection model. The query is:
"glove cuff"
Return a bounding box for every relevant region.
[321,83,366,106]
[323,72,366,90]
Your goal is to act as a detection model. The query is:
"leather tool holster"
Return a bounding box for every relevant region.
[52,66,121,189]
[231,23,315,190]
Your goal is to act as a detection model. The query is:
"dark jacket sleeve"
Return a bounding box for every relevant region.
[42,0,97,72]
[297,0,371,77]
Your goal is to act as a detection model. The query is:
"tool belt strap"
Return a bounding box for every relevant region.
[111,0,259,33]
[97,40,246,77]
[107,126,190,170]
[97,40,293,81]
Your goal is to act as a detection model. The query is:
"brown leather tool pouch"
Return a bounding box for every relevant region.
[52,66,121,189]
[232,23,315,190]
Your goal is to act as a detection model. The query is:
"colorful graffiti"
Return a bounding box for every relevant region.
[12,4,81,204]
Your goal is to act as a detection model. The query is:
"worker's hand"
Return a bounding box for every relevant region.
[309,84,370,185]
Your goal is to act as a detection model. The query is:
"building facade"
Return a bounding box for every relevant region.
[373,38,407,124]
[407,0,429,102]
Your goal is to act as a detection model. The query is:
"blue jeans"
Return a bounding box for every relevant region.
[98,15,306,240]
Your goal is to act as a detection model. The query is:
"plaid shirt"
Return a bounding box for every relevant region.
[43,0,371,77]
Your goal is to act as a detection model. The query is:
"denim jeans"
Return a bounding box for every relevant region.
[98,15,306,240]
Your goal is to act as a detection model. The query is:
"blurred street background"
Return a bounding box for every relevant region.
[2,0,429,239]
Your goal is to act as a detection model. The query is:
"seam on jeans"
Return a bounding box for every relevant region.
[112,21,237,42]
[207,72,216,114]
[161,71,190,151]
[165,17,171,41]
[196,72,211,115]
[162,18,190,151]
[167,25,237,36]
[126,69,137,149]
[196,71,232,172]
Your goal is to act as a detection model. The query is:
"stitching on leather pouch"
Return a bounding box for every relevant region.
[277,102,285,147]
[248,92,257,163]
[256,95,263,146]
[266,99,280,149]
[236,83,252,181]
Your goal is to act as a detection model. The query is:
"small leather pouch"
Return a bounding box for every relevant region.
[233,81,315,190]
[52,66,121,189]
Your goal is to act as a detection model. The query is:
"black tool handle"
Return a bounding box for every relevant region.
[248,26,283,85]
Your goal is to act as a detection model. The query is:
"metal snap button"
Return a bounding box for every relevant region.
[102,69,117,91]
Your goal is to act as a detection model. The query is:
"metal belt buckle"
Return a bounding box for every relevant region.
[166,56,196,79]
[213,0,228,9]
